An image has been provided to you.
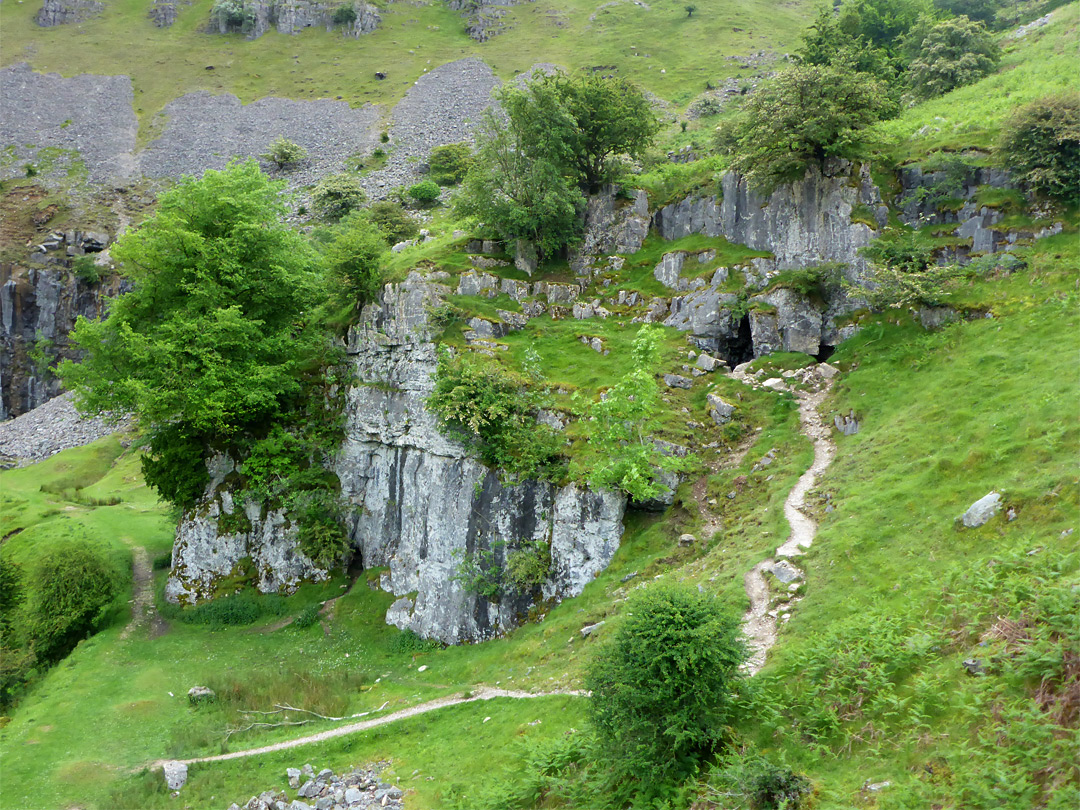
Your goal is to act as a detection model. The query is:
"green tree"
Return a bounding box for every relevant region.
[457,80,585,258]
[310,173,367,221]
[61,161,330,508]
[718,62,895,192]
[262,136,308,170]
[28,540,120,662]
[576,325,683,501]
[552,72,659,192]
[427,142,474,186]
[457,72,658,256]
[321,211,389,307]
[933,0,1000,25]
[999,93,1080,201]
[906,16,999,99]
[586,585,747,797]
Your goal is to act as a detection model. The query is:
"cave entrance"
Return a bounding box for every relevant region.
[719,315,755,368]
[814,344,836,363]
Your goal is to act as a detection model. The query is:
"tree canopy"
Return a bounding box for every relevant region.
[718,62,896,193]
[62,160,332,506]
[456,71,657,258]
[906,15,999,99]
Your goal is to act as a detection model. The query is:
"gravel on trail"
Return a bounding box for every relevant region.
[0,391,131,463]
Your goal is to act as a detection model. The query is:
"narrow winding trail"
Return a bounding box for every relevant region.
[741,379,836,675]
[153,688,587,768]
[119,546,154,641]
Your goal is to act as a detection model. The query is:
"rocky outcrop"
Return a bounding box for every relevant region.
[570,186,650,275]
[149,0,182,26]
[211,0,379,38]
[166,454,330,604]
[445,0,520,41]
[336,272,626,643]
[163,272,625,640]
[1,254,121,420]
[35,0,103,26]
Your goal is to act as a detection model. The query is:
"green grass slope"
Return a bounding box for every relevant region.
[0,0,810,129]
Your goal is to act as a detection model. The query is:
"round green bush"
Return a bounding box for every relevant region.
[407,180,441,206]
[585,585,747,796]
[999,93,1080,201]
[310,174,367,222]
[427,142,474,186]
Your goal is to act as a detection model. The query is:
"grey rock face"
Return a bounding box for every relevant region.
[960,491,1002,528]
[35,0,103,26]
[1,264,126,419]
[749,288,823,356]
[833,411,860,435]
[149,0,180,26]
[165,455,330,604]
[706,393,735,425]
[571,186,650,274]
[336,274,626,642]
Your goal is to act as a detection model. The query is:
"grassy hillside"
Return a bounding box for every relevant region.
[0,0,810,128]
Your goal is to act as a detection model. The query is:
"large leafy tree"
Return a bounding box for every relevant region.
[457,72,657,257]
[906,15,999,99]
[718,61,896,193]
[61,160,330,506]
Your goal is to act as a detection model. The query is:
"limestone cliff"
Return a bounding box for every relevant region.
[1,247,120,420]
[167,272,626,642]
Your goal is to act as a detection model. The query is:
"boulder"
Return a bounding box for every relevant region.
[960,491,1002,528]
[706,393,736,425]
[287,768,302,789]
[187,685,216,704]
[163,761,188,791]
[580,620,605,638]
[663,374,693,389]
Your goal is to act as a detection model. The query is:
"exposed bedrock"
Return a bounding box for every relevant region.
[337,273,626,643]
[166,274,626,641]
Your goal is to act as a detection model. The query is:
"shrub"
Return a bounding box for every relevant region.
[0,559,23,639]
[71,255,102,285]
[291,603,322,629]
[585,585,747,796]
[211,0,251,29]
[366,200,419,244]
[453,543,507,602]
[906,16,1000,100]
[505,540,552,591]
[389,628,442,653]
[310,174,367,221]
[427,142,474,186]
[428,349,563,481]
[331,3,356,25]
[998,93,1080,201]
[707,756,813,810]
[407,180,441,206]
[28,540,121,662]
[162,591,287,627]
[261,136,308,170]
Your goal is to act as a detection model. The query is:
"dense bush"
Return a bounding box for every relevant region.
[310,174,367,221]
[586,585,747,798]
[28,540,121,662]
[718,62,895,192]
[505,541,552,592]
[427,142,474,186]
[291,602,322,629]
[428,349,564,481]
[998,93,1080,201]
[161,591,287,627]
[365,200,419,244]
[407,180,441,206]
[906,16,1000,100]
[331,3,356,25]
[261,136,308,170]
[388,628,442,654]
[320,212,389,307]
